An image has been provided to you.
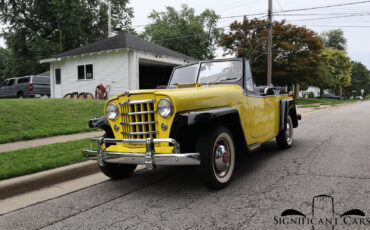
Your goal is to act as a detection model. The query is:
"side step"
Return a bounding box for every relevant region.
[248,142,261,152]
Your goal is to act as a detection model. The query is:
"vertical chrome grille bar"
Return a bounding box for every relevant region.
[129,104,134,139]
[141,103,146,139]
[134,104,140,139]
[147,102,153,138]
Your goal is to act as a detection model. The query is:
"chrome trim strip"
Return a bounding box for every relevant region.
[121,121,157,126]
[121,131,158,135]
[119,99,156,105]
[121,110,156,115]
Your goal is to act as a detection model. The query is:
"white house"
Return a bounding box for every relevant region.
[300,86,329,98]
[40,32,196,98]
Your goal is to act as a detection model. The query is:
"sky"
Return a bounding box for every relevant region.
[1,0,369,68]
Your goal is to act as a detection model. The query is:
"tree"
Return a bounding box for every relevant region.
[141,5,223,60]
[319,47,352,100]
[320,29,347,51]
[344,61,370,98]
[0,47,10,81]
[0,0,134,78]
[314,49,337,98]
[221,18,323,97]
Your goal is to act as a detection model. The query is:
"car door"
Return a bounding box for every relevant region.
[5,79,16,97]
[243,60,275,139]
[0,80,9,97]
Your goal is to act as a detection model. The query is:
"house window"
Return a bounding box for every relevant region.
[55,68,61,84]
[77,64,93,80]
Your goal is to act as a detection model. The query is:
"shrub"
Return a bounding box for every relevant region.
[308,92,315,98]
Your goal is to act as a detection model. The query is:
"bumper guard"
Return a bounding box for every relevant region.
[82,137,200,170]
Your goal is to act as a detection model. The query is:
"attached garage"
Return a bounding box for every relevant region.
[40,32,196,98]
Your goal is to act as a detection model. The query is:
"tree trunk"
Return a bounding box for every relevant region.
[294,83,300,99]
[320,88,324,98]
[339,85,343,100]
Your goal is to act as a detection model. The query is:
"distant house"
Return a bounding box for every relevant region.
[40,32,196,98]
[300,86,329,98]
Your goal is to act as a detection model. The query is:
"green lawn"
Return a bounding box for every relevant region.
[0,138,94,180]
[296,98,357,105]
[299,104,321,108]
[0,98,105,144]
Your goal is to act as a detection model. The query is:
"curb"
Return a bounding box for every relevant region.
[0,161,99,200]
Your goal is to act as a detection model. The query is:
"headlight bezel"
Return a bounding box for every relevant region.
[105,102,119,120]
[157,98,174,118]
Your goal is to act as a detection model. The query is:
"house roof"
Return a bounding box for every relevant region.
[42,32,196,62]
[39,71,50,77]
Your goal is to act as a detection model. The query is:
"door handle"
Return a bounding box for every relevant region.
[266,101,272,105]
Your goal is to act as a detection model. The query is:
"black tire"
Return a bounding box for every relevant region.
[17,92,24,98]
[99,163,137,180]
[196,126,236,189]
[276,115,294,149]
[98,133,137,180]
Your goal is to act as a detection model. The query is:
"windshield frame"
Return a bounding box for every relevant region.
[196,59,243,85]
[167,62,200,88]
[167,58,245,88]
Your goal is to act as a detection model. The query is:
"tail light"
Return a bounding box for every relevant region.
[29,84,33,92]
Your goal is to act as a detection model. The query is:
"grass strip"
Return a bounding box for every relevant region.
[0,98,105,144]
[299,104,321,108]
[296,98,357,105]
[0,138,93,180]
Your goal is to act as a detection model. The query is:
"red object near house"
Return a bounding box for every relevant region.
[95,84,110,100]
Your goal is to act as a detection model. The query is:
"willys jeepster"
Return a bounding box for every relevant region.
[83,58,300,189]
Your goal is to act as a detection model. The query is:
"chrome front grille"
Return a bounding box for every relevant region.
[119,99,158,139]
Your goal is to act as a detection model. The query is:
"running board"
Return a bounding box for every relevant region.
[248,143,261,152]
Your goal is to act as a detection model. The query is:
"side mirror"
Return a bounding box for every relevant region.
[264,87,275,95]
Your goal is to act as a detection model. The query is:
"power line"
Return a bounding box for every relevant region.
[275,12,370,16]
[303,24,370,27]
[274,0,370,13]
[292,13,370,21]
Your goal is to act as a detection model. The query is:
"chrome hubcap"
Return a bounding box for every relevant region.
[285,120,292,144]
[214,139,231,178]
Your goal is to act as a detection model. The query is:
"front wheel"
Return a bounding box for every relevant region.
[196,126,236,189]
[17,92,24,98]
[99,163,137,180]
[99,133,137,179]
[276,115,294,149]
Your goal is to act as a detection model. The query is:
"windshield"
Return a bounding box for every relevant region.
[198,60,242,84]
[168,64,198,88]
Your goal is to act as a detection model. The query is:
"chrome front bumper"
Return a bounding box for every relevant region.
[82,137,200,170]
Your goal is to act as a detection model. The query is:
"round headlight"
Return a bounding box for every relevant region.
[157,98,173,118]
[106,102,118,120]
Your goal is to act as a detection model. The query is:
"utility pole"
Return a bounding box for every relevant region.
[108,0,112,37]
[267,0,272,86]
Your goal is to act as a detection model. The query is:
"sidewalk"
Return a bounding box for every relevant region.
[0,131,104,153]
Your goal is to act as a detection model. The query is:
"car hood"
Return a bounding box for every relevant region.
[125,84,244,112]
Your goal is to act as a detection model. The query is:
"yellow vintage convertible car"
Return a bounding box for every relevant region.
[83,58,300,188]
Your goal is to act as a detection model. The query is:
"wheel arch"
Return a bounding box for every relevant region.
[170,107,248,153]
[280,99,299,131]
[88,116,114,138]
[17,91,24,97]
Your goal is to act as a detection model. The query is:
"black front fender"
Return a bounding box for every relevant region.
[88,116,114,137]
[173,107,240,126]
[280,99,299,131]
[170,107,248,153]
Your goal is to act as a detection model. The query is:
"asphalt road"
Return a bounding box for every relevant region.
[1,101,369,230]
